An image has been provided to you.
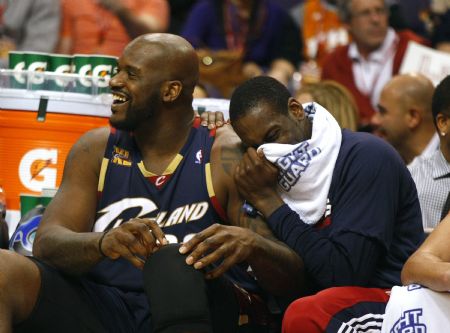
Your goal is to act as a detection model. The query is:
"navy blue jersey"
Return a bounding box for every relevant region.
[267,130,425,292]
[88,120,258,293]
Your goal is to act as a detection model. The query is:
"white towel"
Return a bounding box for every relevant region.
[381,285,450,333]
[257,102,342,225]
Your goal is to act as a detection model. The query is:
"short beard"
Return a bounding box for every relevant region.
[109,112,143,131]
[110,93,159,131]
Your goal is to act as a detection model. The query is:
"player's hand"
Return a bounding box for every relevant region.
[98,218,168,269]
[194,111,225,129]
[178,223,257,279]
[234,148,282,216]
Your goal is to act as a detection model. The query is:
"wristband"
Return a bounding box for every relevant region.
[98,229,111,257]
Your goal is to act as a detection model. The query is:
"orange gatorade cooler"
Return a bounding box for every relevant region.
[0,109,108,213]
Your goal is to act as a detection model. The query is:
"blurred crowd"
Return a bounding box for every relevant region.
[2,0,450,130]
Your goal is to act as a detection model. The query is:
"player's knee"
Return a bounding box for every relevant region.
[0,250,40,289]
[282,297,322,333]
[143,244,212,333]
[143,244,191,280]
[143,243,207,296]
[0,255,9,293]
[0,250,20,291]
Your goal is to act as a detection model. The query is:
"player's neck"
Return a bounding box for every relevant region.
[408,128,435,162]
[133,110,194,171]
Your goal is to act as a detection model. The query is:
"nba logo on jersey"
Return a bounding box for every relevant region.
[195,149,203,164]
[390,309,427,333]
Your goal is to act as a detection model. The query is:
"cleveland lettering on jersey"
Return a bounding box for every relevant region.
[94,198,209,231]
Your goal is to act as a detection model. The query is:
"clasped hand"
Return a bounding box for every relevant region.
[99,217,168,269]
[179,223,258,279]
[234,147,280,213]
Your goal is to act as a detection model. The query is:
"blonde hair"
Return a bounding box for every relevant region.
[296,80,359,131]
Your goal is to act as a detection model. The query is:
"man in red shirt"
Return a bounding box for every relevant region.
[321,0,428,129]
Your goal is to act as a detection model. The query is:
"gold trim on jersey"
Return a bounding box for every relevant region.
[98,158,109,192]
[137,154,184,177]
[205,163,215,197]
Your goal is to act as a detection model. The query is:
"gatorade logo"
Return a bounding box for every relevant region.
[54,64,72,87]
[19,149,58,192]
[93,64,112,88]
[28,61,47,84]
[78,64,92,87]
[13,61,26,84]
[54,64,71,74]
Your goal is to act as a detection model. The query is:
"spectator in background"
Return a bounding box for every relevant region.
[167,0,198,35]
[296,79,359,131]
[388,0,431,38]
[181,0,302,95]
[0,0,60,67]
[409,74,450,230]
[372,73,439,167]
[58,0,169,57]
[430,1,450,53]
[321,0,428,129]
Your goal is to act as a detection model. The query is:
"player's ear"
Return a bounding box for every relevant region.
[161,80,182,102]
[288,97,305,121]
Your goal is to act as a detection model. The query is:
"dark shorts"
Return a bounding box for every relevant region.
[14,257,145,333]
[14,256,275,333]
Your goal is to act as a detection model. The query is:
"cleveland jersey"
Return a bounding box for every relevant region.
[88,119,258,294]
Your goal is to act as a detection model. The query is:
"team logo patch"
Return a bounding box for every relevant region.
[276,142,321,191]
[149,175,172,189]
[111,146,132,166]
[390,309,427,333]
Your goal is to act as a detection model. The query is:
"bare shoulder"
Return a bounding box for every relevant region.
[214,124,241,146]
[66,127,110,167]
[39,126,111,231]
[209,125,243,208]
[72,127,110,155]
[211,126,278,238]
[211,124,243,178]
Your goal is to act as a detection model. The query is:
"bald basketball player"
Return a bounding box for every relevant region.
[0,34,302,333]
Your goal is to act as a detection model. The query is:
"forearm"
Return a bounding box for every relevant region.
[402,252,450,292]
[266,205,380,288]
[248,234,305,297]
[34,225,103,275]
